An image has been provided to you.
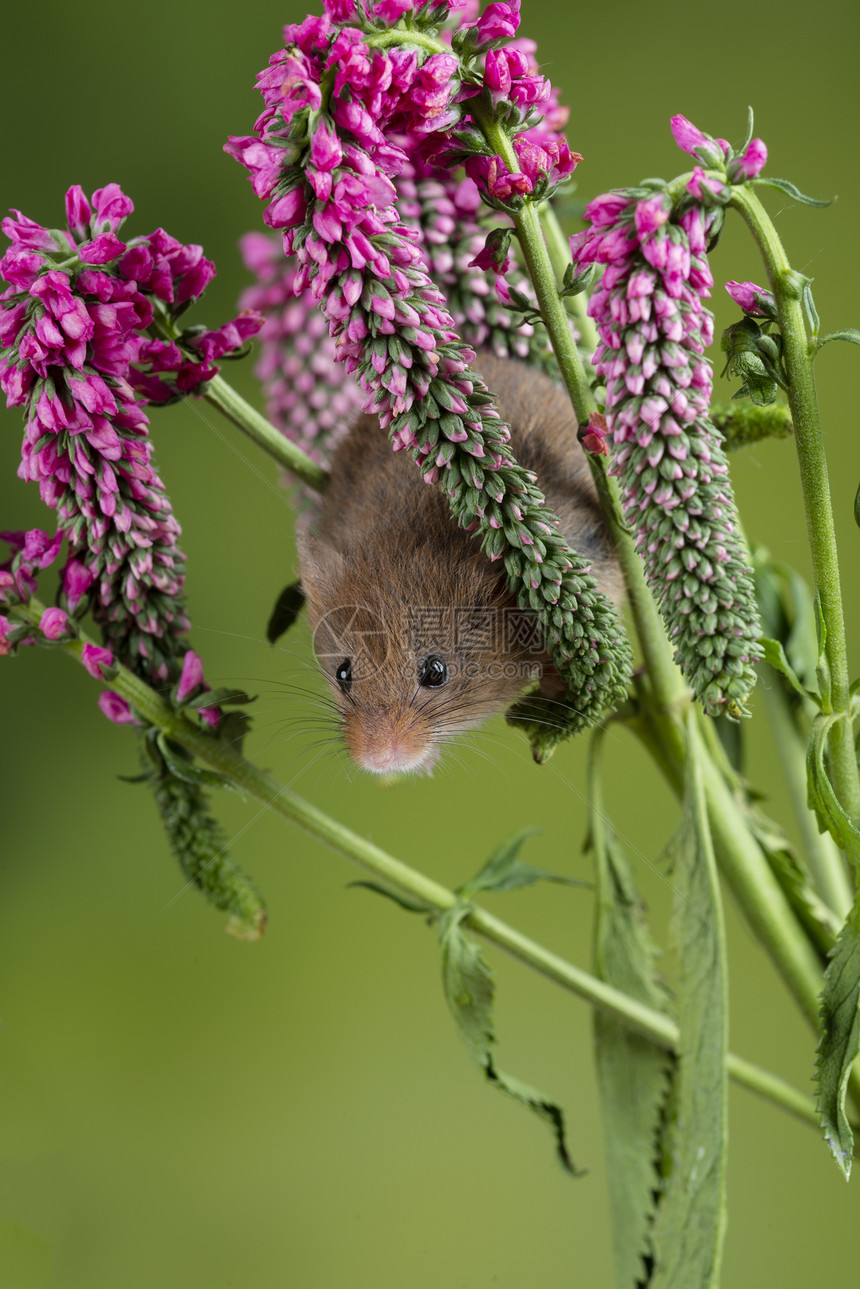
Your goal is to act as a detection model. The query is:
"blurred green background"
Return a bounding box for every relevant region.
[1,1,859,1284]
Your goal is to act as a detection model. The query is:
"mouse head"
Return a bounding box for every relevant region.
[297,530,545,775]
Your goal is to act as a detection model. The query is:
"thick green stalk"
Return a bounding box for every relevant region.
[538,201,600,356]
[10,597,838,1139]
[203,374,329,492]
[730,186,860,826]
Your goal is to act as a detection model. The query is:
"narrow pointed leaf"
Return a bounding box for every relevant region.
[588,733,673,1286]
[438,905,578,1174]
[760,636,820,705]
[817,329,860,350]
[650,724,728,1289]
[753,176,832,207]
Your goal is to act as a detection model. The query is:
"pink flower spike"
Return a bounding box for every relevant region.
[82,642,115,679]
[98,691,140,725]
[40,606,70,640]
[176,649,205,703]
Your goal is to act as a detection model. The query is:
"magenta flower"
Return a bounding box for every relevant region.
[0,183,259,690]
[98,691,140,724]
[670,115,726,167]
[175,649,206,704]
[729,137,768,181]
[40,606,70,640]
[725,279,776,318]
[571,134,763,715]
[82,643,115,679]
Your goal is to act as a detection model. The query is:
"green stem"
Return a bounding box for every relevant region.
[12,596,840,1141]
[730,186,860,827]
[472,100,689,718]
[537,201,600,357]
[203,374,329,493]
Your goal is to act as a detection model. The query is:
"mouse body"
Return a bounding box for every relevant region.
[297,353,621,775]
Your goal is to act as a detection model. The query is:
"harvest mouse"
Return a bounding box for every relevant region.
[297,353,622,775]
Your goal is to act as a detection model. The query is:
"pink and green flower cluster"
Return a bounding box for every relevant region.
[570,118,764,716]
[0,184,262,695]
[227,0,631,730]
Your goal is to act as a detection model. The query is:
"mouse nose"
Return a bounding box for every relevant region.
[346,714,434,775]
[359,744,432,774]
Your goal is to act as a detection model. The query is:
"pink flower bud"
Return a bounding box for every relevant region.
[731,138,768,181]
[724,280,776,317]
[670,114,710,156]
[40,606,70,640]
[176,649,206,703]
[65,186,92,241]
[98,691,140,725]
[82,643,114,678]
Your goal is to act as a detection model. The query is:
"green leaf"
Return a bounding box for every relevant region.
[816,329,860,351]
[737,105,755,156]
[438,905,579,1174]
[459,827,587,899]
[813,594,832,709]
[753,551,819,698]
[588,733,673,1287]
[347,881,432,915]
[753,175,833,207]
[266,580,306,645]
[649,723,728,1289]
[185,686,256,709]
[155,734,245,796]
[806,713,860,859]
[802,279,820,339]
[816,897,860,1178]
[759,636,820,706]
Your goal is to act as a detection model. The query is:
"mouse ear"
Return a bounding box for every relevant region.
[295,523,346,598]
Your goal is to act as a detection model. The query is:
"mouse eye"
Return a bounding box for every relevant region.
[418,655,448,688]
[335,659,353,692]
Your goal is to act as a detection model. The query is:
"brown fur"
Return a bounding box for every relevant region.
[297,354,621,773]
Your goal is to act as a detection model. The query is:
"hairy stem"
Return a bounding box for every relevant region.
[11,596,840,1140]
[203,374,329,492]
[538,200,600,357]
[730,186,860,826]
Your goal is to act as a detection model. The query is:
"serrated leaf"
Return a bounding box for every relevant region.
[459,827,586,898]
[588,733,673,1286]
[816,897,860,1177]
[438,905,578,1173]
[649,723,728,1289]
[753,175,833,207]
[816,329,860,351]
[347,880,432,914]
[759,636,820,705]
[266,580,306,645]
